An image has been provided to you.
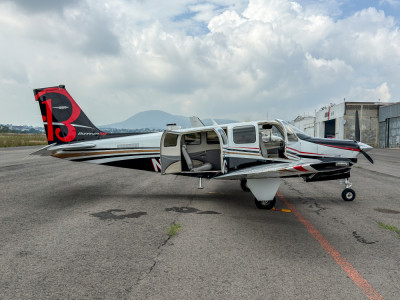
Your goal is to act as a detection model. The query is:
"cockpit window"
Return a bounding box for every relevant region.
[279,121,299,142]
[288,124,311,140]
[286,125,298,142]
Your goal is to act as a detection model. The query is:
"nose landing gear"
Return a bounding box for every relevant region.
[341,178,356,201]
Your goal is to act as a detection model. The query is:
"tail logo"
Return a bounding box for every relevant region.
[36,88,82,143]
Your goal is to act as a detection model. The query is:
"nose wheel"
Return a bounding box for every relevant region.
[342,188,356,201]
[341,178,356,201]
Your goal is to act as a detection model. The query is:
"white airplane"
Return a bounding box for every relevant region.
[32,85,373,210]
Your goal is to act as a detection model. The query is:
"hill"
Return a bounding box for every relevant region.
[101,110,237,130]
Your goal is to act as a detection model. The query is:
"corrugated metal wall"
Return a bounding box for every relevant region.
[379,103,400,122]
[379,103,400,148]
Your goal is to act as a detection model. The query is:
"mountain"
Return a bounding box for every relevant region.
[101,110,237,130]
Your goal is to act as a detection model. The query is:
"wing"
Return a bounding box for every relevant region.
[217,158,351,180]
[189,116,205,128]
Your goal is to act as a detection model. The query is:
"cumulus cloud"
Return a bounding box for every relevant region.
[348,82,392,102]
[0,0,400,126]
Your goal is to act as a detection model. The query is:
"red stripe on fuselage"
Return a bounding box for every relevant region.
[294,166,309,172]
[318,144,360,152]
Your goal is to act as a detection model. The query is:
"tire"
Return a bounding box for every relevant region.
[342,188,356,201]
[254,197,276,210]
[240,179,250,192]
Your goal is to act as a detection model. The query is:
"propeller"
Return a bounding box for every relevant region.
[355,110,360,142]
[360,149,374,164]
[355,110,374,164]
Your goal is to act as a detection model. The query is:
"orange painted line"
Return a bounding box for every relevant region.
[277,192,384,300]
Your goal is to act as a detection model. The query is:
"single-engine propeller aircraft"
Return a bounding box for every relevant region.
[32,85,374,209]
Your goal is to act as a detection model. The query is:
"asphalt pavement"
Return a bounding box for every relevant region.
[0,147,399,299]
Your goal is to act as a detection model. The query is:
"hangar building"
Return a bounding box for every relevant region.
[314,102,381,148]
[379,102,400,148]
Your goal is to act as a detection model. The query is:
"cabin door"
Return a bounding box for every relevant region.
[160,131,182,174]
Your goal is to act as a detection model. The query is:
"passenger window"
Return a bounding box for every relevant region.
[164,134,178,147]
[184,133,201,145]
[207,131,219,144]
[233,126,256,144]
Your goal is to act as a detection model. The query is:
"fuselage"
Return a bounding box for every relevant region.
[46,120,369,177]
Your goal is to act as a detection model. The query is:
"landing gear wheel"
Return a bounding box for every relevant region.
[254,197,276,210]
[342,188,356,201]
[240,179,250,192]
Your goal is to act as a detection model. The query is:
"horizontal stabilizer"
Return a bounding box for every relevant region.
[48,142,96,151]
[30,143,57,156]
[30,142,96,156]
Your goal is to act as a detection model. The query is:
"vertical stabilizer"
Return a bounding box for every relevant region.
[34,85,106,144]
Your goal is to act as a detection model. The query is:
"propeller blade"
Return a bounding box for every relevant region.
[355,110,360,141]
[360,149,374,164]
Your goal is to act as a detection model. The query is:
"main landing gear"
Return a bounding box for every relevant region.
[240,179,277,210]
[254,197,277,210]
[240,179,250,192]
[341,178,356,201]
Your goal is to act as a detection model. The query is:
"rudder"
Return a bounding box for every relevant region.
[34,85,106,144]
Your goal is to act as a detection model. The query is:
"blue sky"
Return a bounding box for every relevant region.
[297,0,400,19]
[1,0,400,126]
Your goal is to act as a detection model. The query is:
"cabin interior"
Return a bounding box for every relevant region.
[162,122,288,174]
[258,123,287,159]
[180,130,222,172]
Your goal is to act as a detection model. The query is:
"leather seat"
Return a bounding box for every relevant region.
[182,144,213,172]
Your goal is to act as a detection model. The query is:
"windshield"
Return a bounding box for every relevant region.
[281,121,311,141]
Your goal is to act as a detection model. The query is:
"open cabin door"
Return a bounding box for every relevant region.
[160,128,225,175]
[257,121,289,159]
[160,131,182,174]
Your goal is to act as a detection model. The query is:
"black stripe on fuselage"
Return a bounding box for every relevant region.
[103,157,160,172]
[297,134,359,151]
[289,153,357,163]
[69,147,160,152]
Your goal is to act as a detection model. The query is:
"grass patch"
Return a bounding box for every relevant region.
[167,223,182,237]
[378,222,400,238]
[0,133,47,148]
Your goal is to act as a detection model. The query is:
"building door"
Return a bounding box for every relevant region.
[324,119,336,138]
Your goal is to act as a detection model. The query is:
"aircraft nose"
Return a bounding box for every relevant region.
[357,142,373,152]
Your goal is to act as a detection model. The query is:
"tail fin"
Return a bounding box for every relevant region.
[34,85,106,144]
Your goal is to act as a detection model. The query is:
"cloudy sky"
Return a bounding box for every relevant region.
[1,0,400,126]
